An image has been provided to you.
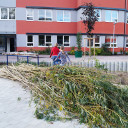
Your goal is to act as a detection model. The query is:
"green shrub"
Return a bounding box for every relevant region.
[91,48,102,55]
[68,47,75,55]
[37,47,51,55]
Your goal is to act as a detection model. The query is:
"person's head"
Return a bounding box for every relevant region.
[60,46,64,51]
[55,43,58,47]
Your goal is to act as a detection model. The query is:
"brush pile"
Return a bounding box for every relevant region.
[0,64,128,128]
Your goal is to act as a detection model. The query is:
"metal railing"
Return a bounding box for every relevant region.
[0,55,128,72]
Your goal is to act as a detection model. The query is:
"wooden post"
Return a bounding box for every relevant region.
[93,38,95,56]
[84,38,86,59]
[89,39,91,57]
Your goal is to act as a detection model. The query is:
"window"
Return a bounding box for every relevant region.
[126,37,128,47]
[39,35,51,46]
[9,8,15,19]
[105,10,118,22]
[105,36,117,47]
[127,13,128,23]
[57,10,70,22]
[87,35,100,48]
[0,8,15,20]
[57,36,70,46]
[95,9,101,21]
[38,10,52,21]
[26,9,34,21]
[95,36,100,47]
[27,35,33,46]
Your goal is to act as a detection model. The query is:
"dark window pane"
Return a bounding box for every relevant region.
[95,36,99,43]
[0,37,4,46]
[57,36,63,46]
[46,36,51,42]
[28,35,33,42]
[95,44,100,47]
[27,17,33,20]
[39,35,45,46]
[64,44,69,46]
[27,43,33,46]
[46,18,52,21]
[64,36,69,42]
[9,8,15,19]
[87,39,93,47]
[1,8,8,19]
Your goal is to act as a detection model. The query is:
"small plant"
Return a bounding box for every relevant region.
[91,48,102,55]
[37,47,51,55]
[68,46,75,55]
[95,59,108,72]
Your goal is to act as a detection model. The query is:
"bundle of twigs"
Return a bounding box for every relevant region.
[0,64,128,128]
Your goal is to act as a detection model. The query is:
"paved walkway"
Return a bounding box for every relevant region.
[0,78,86,128]
[1,55,128,64]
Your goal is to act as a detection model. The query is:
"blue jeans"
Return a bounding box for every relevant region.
[51,56,61,65]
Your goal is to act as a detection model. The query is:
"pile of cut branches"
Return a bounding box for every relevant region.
[0,64,128,128]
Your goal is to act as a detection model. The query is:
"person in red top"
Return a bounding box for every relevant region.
[50,43,61,65]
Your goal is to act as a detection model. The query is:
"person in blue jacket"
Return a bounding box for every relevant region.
[54,46,71,66]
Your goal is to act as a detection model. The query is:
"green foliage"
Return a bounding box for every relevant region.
[76,32,82,51]
[37,47,51,55]
[120,49,123,55]
[100,44,112,55]
[91,48,102,55]
[68,46,75,55]
[95,59,108,72]
[81,2,99,35]
[27,66,128,128]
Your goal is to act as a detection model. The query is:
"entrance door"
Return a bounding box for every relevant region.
[10,38,15,52]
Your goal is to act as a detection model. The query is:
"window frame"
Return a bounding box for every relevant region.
[87,35,101,48]
[38,9,52,21]
[57,10,71,22]
[0,8,15,20]
[26,9,34,21]
[57,35,70,46]
[38,35,52,47]
[26,35,34,47]
[105,10,118,22]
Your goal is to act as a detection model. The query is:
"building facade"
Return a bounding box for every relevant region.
[0,0,128,53]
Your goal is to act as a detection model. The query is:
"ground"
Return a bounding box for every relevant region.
[0,78,87,128]
[1,55,128,63]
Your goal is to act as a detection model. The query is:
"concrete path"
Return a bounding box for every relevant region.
[1,55,128,64]
[0,78,87,128]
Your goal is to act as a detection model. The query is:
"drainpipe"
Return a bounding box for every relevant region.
[124,0,127,54]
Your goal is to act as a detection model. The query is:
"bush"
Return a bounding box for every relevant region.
[37,47,51,55]
[68,47,75,55]
[91,48,102,55]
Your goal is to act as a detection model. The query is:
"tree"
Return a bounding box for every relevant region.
[76,32,82,51]
[81,2,99,36]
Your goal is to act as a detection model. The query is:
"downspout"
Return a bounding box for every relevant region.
[124,0,127,53]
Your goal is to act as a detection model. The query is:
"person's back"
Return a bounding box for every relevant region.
[55,46,70,66]
[58,51,69,65]
[50,43,60,65]
[50,45,60,58]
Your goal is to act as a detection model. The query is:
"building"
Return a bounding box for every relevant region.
[0,0,128,53]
